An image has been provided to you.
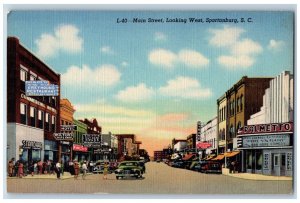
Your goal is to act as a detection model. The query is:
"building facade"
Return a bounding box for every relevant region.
[79,118,102,161]
[154,151,163,161]
[217,94,227,154]
[7,37,60,163]
[101,132,118,161]
[173,141,187,152]
[224,76,272,152]
[198,117,218,157]
[186,134,196,150]
[238,71,294,176]
[59,98,75,163]
[73,119,89,162]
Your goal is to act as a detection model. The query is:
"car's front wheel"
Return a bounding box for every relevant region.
[116,176,121,180]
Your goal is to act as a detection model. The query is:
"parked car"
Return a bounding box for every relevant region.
[115,161,143,179]
[92,161,113,174]
[156,159,161,163]
[200,161,222,174]
[171,160,185,168]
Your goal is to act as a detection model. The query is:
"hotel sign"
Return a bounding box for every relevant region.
[61,125,77,131]
[242,134,290,148]
[237,122,293,135]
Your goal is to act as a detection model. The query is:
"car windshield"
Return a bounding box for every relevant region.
[120,162,137,166]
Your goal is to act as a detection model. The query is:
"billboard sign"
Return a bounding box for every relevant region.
[25,80,59,96]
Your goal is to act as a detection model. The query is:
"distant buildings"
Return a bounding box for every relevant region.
[198,117,217,156]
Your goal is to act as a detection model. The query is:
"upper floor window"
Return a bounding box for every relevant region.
[30,106,37,127]
[52,115,56,132]
[240,95,244,111]
[30,74,37,81]
[38,110,44,129]
[20,103,27,125]
[20,69,27,82]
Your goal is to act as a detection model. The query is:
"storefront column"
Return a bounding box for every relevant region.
[58,143,62,162]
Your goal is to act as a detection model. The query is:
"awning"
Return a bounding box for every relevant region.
[212,154,225,160]
[182,154,195,161]
[224,151,240,158]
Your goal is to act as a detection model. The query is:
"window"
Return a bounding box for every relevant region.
[240,95,243,111]
[20,69,27,81]
[30,106,37,127]
[30,74,36,81]
[237,122,242,133]
[229,125,235,138]
[232,99,235,115]
[45,113,50,131]
[52,115,56,132]
[20,103,27,125]
[236,97,240,112]
[38,110,44,129]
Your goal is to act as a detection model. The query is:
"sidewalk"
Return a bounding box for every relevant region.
[7,172,94,180]
[224,171,292,181]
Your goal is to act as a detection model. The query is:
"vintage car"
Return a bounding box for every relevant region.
[138,161,146,173]
[115,161,143,179]
[92,161,113,174]
[200,161,222,174]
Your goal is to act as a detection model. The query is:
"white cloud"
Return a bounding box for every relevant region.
[149,48,209,69]
[209,27,245,47]
[115,83,155,102]
[178,50,209,67]
[268,39,285,52]
[209,26,262,69]
[100,46,114,54]
[35,24,83,58]
[62,64,121,87]
[218,55,254,69]
[121,61,129,67]
[148,49,177,68]
[154,32,167,41]
[158,76,212,99]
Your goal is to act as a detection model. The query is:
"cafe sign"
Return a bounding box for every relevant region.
[241,134,290,148]
[196,142,212,149]
[22,140,42,149]
[73,144,88,152]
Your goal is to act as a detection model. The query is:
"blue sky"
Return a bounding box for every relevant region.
[8,11,294,154]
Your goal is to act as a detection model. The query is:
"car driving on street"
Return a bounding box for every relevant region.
[115,161,143,179]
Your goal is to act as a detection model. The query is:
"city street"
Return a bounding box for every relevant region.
[6,162,293,195]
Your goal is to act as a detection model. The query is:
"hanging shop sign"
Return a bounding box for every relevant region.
[22,140,42,149]
[241,134,290,148]
[196,142,212,149]
[73,144,88,152]
[61,125,77,131]
[237,122,293,135]
[82,134,102,148]
[53,133,74,141]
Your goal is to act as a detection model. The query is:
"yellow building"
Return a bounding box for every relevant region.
[59,98,76,162]
[217,94,227,154]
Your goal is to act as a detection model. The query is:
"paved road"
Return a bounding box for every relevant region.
[6,162,293,195]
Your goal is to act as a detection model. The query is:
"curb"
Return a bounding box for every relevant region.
[223,173,293,181]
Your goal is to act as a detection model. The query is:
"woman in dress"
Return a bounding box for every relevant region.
[18,161,24,178]
[74,161,79,180]
[103,162,109,180]
[8,161,14,177]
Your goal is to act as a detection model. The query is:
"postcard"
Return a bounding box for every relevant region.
[5,8,294,196]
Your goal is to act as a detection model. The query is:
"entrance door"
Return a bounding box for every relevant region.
[273,154,280,176]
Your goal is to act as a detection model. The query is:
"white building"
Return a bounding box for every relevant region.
[248,71,293,125]
[174,141,187,152]
[198,117,218,156]
[239,71,294,177]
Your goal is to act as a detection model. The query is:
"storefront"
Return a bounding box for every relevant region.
[44,140,58,162]
[238,122,293,177]
[61,141,72,163]
[73,144,90,162]
[20,140,43,162]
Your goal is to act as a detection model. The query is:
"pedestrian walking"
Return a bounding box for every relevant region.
[18,161,24,178]
[74,160,79,180]
[82,161,88,180]
[38,160,43,175]
[55,161,61,179]
[103,162,109,180]
[34,162,38,175]
[29,161,34,176]
[8,160,14,177]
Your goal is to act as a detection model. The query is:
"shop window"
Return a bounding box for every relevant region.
[20,103,27,125]
[281,154,286,166]
[38,110,44,129]
[30,106,37,127]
